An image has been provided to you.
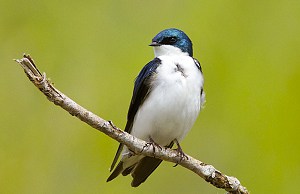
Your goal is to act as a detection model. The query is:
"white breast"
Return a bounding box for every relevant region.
[130,55,204,146]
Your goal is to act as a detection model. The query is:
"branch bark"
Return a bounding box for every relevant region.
[15,54,249,194]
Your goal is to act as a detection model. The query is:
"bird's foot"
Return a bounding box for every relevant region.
[141,137,162,157]
[173,139,188,167]
[108,120,118,130]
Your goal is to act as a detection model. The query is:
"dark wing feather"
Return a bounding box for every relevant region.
[193,58,205,99]
[193,58,202,73]
[108,58,162,172]
[126,57,162,133]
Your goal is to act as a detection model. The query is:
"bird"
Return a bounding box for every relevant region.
[106,28,205,187]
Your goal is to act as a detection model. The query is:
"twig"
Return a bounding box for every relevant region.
[14,54,249,194]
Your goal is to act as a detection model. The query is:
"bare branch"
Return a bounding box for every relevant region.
[14,54,249,194]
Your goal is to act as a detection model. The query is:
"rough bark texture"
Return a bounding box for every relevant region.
[15,54,249,194]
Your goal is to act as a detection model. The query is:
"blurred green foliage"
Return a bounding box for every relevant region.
[1,0,300,193]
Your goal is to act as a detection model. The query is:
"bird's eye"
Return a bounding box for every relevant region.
[169,37,177,43]
[161,36,177,45]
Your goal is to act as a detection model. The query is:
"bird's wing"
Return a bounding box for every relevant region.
[193,58,206,107]
[109,58,162,172]
[126,57,162,133]
[193,58,202,72]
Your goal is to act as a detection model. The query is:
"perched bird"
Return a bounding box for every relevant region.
[107,28,205,187]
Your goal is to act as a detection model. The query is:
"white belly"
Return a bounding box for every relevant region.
[130,55,204,146]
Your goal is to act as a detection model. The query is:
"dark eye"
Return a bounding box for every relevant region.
[162,37,177,45]
[169,37,177,43]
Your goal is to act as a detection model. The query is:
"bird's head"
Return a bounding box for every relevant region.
[149,28,193,57]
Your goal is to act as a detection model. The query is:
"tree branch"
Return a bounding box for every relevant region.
[14,54,249,194]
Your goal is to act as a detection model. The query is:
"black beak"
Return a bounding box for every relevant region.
[149,41,161,46]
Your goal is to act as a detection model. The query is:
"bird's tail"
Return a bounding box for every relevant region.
[131,156,163,187]
[130,141,174,187]
[107,161,124,182]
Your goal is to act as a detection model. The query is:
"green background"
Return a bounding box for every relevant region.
[1,0,299,193]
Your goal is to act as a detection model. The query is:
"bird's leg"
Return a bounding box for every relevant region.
[141,136,162,157]
[173,139,188,167]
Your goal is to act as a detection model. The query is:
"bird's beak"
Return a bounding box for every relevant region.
[149,41,161,46]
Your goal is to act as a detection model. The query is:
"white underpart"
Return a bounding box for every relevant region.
[121,45,205,168]
[153,44,189,57]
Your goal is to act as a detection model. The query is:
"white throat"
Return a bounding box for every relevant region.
[153,45,188,57]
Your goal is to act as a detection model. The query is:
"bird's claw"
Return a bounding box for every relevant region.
[141,137,162,157]
[173,139,188,167]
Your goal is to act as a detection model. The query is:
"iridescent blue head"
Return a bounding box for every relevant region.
[149,28,193,57]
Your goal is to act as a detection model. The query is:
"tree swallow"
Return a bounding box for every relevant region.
[107,28,205,187]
